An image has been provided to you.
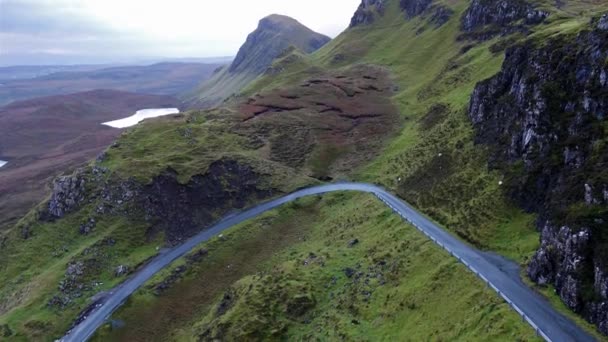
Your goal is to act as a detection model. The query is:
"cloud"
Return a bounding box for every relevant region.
[0,0,361,65]
[0,0,111,34]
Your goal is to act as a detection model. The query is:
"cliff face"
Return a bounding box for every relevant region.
[460,0,548,40]
[350,0,386,27]
[350,0,453,28]
[40,159,276,245]
[468,14,608,333]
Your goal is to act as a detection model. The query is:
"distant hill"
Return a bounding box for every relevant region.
[0,62,223,106]
[0,65,114,81]
[0,89,179,230]
[181,14,330,109]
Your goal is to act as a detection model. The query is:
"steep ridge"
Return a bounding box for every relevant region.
[181,14,330,109]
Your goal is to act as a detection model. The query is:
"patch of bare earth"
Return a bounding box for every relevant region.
[236,64,399,179]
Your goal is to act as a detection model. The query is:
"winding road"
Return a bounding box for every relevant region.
[61,183,596,342]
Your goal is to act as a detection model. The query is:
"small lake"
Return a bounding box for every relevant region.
[102,108,180,128]
[0,160,7,168]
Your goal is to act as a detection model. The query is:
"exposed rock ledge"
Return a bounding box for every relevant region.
[468,14,608,334]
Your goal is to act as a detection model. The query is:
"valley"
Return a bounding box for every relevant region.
[0,90,180,232]
[0,62,224,107]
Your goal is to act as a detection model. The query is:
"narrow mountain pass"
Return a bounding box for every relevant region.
[62,183,595,342]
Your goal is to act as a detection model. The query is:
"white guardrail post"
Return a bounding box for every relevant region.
[374,193,553,342]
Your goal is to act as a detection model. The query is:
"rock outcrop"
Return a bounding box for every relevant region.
[400,0,433,18]
[350,0,386,27]
[42,158,278,311]
[469,15,608,334]
[39,158,276,246]
[351,0,453,29]
[398,0,454,28]
[528,224,592,310]
[428,5,454,27]
[141,159,274,243]
[460,0,549,40]
[46,171,87,219]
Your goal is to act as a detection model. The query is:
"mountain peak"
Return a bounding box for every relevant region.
[228,14,329,74]
[257,14,306,33]
[260,14,300,26]
[182,14,330,109]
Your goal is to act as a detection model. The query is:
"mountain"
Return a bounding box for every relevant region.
[0,62,223,106]
[2,1,608,341]
[0,89,179,232]
[181,14,331,109]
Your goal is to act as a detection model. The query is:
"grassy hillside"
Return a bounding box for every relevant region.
[244,0,538,260]
[2,0,608,340]
[94,194,539,341]
[0,64,398,339]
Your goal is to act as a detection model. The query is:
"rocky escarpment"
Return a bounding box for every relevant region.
[350,0,386,27]
[38,158,278,313]
[141,160,274,243]
[38,159,277,245]
[401,0,454,28]
[460,0,549,40]
[46,173,87,219]
[350,0,453,29]
[469,15,608,334]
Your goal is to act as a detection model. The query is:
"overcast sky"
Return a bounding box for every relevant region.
[0,0,361,66]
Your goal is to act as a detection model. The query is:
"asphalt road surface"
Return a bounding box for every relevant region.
[61,183,596,342]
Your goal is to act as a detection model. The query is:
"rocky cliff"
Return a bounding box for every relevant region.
[469,14,608,334]
[39,158,276,246]
[350,0,453,28]
[460,0,548,40]
[350,0,386,27]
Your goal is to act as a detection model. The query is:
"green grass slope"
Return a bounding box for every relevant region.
[94,194,539,341]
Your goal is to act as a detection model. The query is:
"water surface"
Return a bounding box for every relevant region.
[102,108,180,128]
